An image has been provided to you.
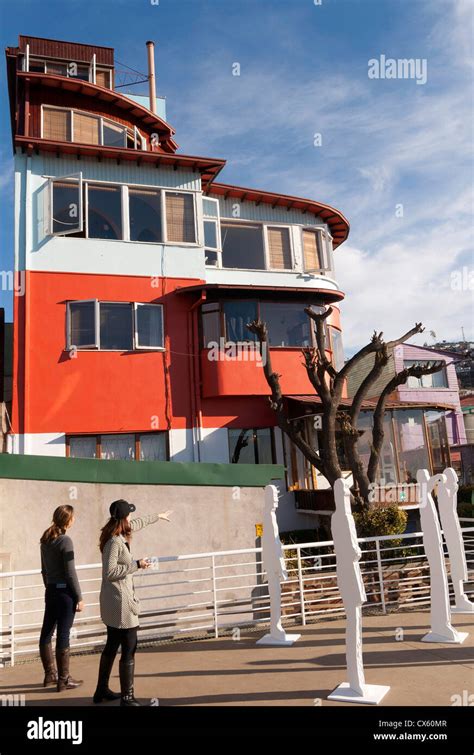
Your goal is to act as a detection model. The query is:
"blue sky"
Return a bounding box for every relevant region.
[0,0,472,353]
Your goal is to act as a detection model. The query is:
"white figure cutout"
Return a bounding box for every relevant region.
[437,468,474,614]
[328,478,390,704]
[256,485,301,646]
[417,469,467,643]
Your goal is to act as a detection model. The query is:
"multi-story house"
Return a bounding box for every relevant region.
[4,35,350,510]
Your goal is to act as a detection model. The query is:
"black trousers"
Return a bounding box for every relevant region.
[102,625,138,663]
[39,585,77,650]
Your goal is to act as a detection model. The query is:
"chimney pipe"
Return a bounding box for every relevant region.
[146,40,157,114]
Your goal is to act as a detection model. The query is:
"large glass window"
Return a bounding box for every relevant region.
[354,412,397,484]
[51,177,83,236]
[87,185,122,240]
[102,121,126,148]
[129,189,162,242]
[260,302,312,347]
[405,360,448,388]
[221,223,265,269]
[228,428,274,464]
[202,303,221,347]
[425,410,450,474]
[139,433,167,461]
[223,301,258,343]
[100,303,133,350]
[42,107,141,150]
[393,409,430,483]
[101,434,135,460]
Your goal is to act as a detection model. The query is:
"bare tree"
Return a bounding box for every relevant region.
[247,309,445,508]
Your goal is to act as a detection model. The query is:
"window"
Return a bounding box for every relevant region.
[404,360,448,388]
[223,300,258,343]
[67,432,168,460]
[73,112,100,145]
[134,304,164,349]
[67,301,164,351]
[165,192,196,243]
[51,174,83,236]
[100,303,133,350]
[129,189,162,242]
[260,302,312,347]
[303,229,324,272]
[228,428,275,464]
[103,120,126,148]
[393,409,430,483]
[42,106,143,150]
[203,197,221,266]
[68,300,98,349]
[87,185,122,239]
[266,226,292,269]
[221,223,265,269]
[95,69,111,88]
[201,303,221,347]
[43,107,71,142]
[329,326,345,370]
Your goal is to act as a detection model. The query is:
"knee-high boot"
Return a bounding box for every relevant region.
[119,660,140,706]
[93,652,121,703]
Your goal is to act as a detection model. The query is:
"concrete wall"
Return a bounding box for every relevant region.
[0,477,307,573]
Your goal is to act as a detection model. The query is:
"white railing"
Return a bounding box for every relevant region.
[1,527,473,667]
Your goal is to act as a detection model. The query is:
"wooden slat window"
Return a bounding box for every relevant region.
[303,229,323,272]
[73,112,100,145]
[96,69,110,88]
[165,193,195,243]
[43,108,70,142]
[267,227,292,269]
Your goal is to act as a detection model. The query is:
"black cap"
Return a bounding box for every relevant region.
[109,499,136,520]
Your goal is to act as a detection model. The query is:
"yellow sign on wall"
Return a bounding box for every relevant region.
[255,523,263,537]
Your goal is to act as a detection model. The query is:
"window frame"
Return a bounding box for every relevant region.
[85,182,124,241]
[163,190,198,246]
[66,299,100,350]
[66,431,169,461]
[228,427,276,464]
[203,197,222,267]
[133,303,165,351]
[302,226,332,273]
[263,224,294,272]
[41,104,144,151]
[50,172,84,236]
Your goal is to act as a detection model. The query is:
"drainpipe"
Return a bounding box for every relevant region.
[188,293,206,462]
[146,41,157,114]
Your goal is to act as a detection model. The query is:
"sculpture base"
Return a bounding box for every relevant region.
[450,603,474,615]
[421,630,468,644]
[256,632,301,646]
[328,683,390,705]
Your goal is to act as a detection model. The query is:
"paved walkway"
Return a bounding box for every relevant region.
[1,610,473,706]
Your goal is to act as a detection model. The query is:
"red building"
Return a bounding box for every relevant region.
[5,36,350,514]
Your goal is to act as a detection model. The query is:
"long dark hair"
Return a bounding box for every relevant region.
[99,517,132,553]
[40,505,74,544]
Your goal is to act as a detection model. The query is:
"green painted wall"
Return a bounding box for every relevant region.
[0,453,285,487]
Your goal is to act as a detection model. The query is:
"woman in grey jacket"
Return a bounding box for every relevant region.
[93,499,172,706]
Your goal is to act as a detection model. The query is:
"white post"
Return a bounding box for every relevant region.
[10,576,15,667]
[297,546,306,626]
[375,539,387,614]
[211,555,219,639]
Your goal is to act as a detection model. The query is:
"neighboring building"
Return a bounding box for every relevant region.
[424,339,473,390]
[4,35,350,525]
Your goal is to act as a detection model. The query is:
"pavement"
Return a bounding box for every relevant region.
[0,610,473,706]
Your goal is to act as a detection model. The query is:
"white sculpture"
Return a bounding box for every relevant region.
[437,468,474,614]
[328,478,390,704]
[256,485,301,646]
[417,469,467,643]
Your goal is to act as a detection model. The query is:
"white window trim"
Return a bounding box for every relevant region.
[133,303,165,351]
[66,299,99,350]
[163,190,199,246]
[301,226,333,273]
[90,54,96,84]
[50,172,83,236]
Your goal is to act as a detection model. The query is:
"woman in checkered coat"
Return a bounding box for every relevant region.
[93,499,172,706]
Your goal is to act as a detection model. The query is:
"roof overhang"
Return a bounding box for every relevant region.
[207,182,350,249]
[15,136,226,188]
[175,282,345,304]
[286,394,456,413]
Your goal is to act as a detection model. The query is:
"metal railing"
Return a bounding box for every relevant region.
[1,527,473,667]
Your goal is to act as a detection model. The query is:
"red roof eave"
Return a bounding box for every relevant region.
[208,182,350,249]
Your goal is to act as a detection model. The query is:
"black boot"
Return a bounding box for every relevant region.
[93,652,121,703]
[119,660,140,706]
[56,647,83,692]
[39,642,58,687]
